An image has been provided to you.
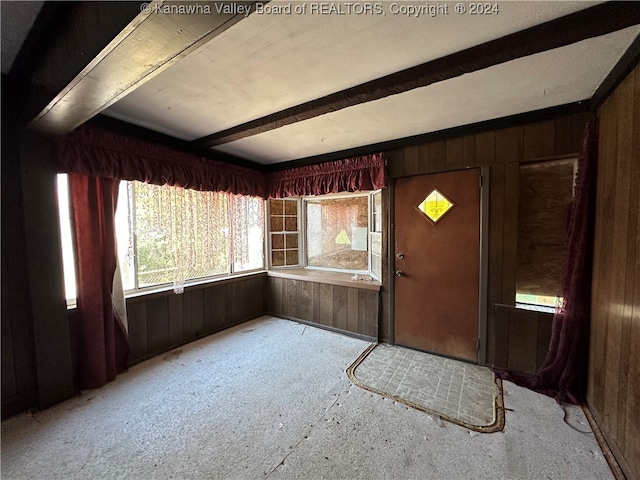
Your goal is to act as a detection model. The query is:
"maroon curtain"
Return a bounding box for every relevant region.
[56,124,266,197]
[266,153,386,198]
[495,121,598,404]
[56,125,386,200]
[70,173,129,389]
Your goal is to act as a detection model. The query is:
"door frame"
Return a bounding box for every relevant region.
[387,166,490,365]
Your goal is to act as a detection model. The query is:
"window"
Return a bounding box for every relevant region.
[56,174,78,304]
[515,159,576,310]
[306,194,369,271]
[57,175,265,302]
[268,191,382,279]
[268,199,300,267]
[370,190,382,278]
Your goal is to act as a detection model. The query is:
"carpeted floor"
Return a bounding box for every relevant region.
[1,316,613,479]
[348,344,504,432]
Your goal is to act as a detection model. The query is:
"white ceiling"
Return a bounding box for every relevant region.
[89,2,637,164]
[106,1,602,138]
[214,26,639,163]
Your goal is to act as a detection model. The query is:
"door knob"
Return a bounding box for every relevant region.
[396,253,405,259]
[395,270,405,277]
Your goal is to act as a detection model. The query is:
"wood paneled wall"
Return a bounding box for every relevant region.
[19,135,75,409]
[125,274,266,365]
[266,277,378,339]
[2,88,74,417]
[493,305,553,374]
[589,63,640,480]
[383,111,594,363]
[1,84,38,419]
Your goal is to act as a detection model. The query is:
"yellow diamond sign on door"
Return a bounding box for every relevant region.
[417,189,455,223]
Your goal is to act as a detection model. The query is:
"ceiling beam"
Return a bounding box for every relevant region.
[29,1,266,136]
[263,101,592,172]
[195,2,640,149]
[91,114,268,172]
[9,2,141,129]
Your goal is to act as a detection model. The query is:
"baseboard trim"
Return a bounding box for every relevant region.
[2,391,38,420]
[268,313,377,343]
[582,403,631,480]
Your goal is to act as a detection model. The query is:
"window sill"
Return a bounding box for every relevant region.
[515,303,555,314]
[66,268,380,313]
[125,270,268,302]
[66,270,268,309]
[267,268,381,291]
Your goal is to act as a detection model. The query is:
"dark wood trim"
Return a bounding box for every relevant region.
[264,102,590,172]
[591,33,640,110]
[196,3,639,149]
[478,166,491,365]
[273,315,377,343]
[100,109,581,174]
[91,115,267,172]
[518,153,579,165]
[583,405,628,480]
[386,180,396,345]
[1,391,38,421]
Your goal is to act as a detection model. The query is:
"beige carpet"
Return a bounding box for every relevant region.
[347,344,505,433]
[4,318,614,479]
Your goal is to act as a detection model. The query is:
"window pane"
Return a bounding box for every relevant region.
[231,194,264,272]
[306,196,368,271]
[285,234,298,248]
[285,249,298,265]
[59,177,264,298]
[115,181,135,291]
[270,199,283,215]
[56,174,76,302]
[268,199,300,268]
[271,217,284,232]
[272,234,285,249]
[284,200,297,215]
[515,293,561,309]
[370,232,382,278]
[134,183,170,287]
[373,190,382,232]
[133,182,231,288]
[284,217,297,232]
[370,190,383,279]
[272,250,285,266]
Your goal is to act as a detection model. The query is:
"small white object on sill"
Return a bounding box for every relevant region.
[352,274,373,281]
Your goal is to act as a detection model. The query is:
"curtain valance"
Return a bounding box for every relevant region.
[266,153,386,198]
[55,124,387,199]
[55,124,267,198]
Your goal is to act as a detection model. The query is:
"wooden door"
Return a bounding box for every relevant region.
[394,169,481,362]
